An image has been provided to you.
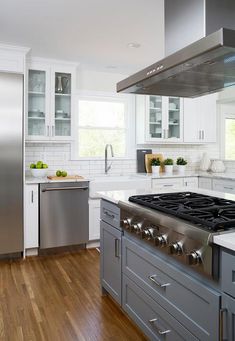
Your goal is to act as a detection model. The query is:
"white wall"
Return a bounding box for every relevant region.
[77,68,127,92]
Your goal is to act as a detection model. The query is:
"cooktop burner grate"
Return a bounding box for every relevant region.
[129,192,235,231]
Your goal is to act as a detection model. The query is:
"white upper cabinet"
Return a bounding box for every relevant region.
[0,44,29,74]
[183,93,217,143]
[136,95,183,144]
[26,59,77,142]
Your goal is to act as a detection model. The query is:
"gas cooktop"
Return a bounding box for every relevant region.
[129,192,235,232]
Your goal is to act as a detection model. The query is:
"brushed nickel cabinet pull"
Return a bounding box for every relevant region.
[148,274,171,288]
[219,308,227,341]
[114,238,120,258]
[149,318,171,335]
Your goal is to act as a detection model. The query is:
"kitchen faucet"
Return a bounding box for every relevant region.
[105,144,114,174]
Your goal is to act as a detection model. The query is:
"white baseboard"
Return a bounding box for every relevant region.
[87,241,100,249]
[25,248,38,256]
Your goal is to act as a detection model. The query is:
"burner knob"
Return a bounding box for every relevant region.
[155,235,167,247]
[122,218,131,229]
[132,223,142,234]
[142,229,152,240]
[169,242,183,255]
[186,251,201,265]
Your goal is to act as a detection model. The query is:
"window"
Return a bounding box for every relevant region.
[73,93,134,159]
[221,110,235,160]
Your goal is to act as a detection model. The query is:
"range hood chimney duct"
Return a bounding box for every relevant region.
[117,0,235,98]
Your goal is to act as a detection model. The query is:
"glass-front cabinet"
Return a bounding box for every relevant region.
[28,69,47,137]
[166,96,182,140]
[145,95,183,142]
[148,95,163,139]
[53,71,72,138]
[26,61,75,141]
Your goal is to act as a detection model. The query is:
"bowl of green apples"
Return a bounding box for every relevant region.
[30,161,48,178]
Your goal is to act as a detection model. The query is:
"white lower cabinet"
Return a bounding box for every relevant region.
[183,177,198,188]
[89,199,101,241]
[152,176,199,191]
[213,179,235,194]
[24,184,39,249]
[198,177,213,190]
[152,178,183,190]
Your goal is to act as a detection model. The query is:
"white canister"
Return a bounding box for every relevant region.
[164,165,173,174]
[199,153,211,171]
[210,160,226,173]
[178,165,186,174]
[152,165,160,175]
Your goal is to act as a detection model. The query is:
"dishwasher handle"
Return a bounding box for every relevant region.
[42,186,89,192]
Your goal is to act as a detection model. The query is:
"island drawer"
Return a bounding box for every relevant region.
[122,236,220,341]
[221,250,235,298]
[101,199,120,229]
[122,274,197,341]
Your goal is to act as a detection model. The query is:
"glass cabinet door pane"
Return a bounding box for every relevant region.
[54,72,71,137]
[148,95,163,139]
[168,97,180,139]
[28,70,46,136]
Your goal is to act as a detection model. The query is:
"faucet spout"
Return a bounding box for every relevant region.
[105,144,114,174]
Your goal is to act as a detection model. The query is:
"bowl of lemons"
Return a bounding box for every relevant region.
[30,161,48,178]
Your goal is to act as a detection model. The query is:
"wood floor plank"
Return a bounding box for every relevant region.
[0,249,147,341]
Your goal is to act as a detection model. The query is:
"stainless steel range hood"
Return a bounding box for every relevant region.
[117,0,235,98]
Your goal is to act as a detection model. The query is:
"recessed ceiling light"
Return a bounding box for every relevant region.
[127,42,141,49]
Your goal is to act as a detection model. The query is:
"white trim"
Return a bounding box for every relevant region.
[71,91,135,160]
[220,106,235,160]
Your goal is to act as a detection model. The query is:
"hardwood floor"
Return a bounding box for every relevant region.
[0,249,147,341]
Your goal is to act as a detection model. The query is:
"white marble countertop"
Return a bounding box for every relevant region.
[98,187,235,251]
[137,171,235,180]
[25,171,235,184]
[213,233,235,252]
[25,176,90,184]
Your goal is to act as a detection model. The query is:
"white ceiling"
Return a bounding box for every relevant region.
[0,0,164,73]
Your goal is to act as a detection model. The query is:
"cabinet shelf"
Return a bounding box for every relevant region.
[169,108,180,112]
[149,122,162,125]
[28,116,45,120]
[28,91,45,96]
[55,93,71,97]
[55,117,71,121]
[150,107,161,111]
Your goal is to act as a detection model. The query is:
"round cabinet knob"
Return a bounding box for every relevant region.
[155,235,167,247]
[169,242,183,255]
[122,218,131,229]
[186,251,201,265]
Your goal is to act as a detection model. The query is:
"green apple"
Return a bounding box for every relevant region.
[30,163,36,169]
[36,161,43,169]
[42,164,48,169]
[61,171,67,177]
[56,170,62,177]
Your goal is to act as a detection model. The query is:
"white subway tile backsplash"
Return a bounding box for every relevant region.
[25,141,225,177]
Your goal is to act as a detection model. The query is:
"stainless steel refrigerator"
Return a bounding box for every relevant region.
[0,72,23,255]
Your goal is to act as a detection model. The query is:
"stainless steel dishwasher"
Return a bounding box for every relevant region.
[40,182,89,249]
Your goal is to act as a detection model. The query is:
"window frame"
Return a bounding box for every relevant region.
[71,91,136,160]
[220,107,235,160]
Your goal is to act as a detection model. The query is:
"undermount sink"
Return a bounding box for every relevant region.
[89,174,151,198]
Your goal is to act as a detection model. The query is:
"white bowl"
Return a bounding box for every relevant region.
[31,168,48,178]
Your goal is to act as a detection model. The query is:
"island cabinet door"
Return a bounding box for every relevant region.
[100,221,122,305]
[222,293,235,341]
